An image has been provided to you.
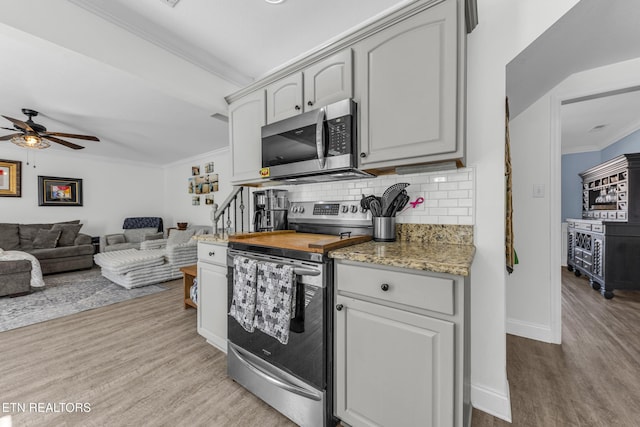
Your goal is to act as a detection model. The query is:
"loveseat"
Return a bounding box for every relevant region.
[0,220,94,275]
[99,217,164,252]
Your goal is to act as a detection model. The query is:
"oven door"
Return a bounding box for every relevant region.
[227,249,329,390]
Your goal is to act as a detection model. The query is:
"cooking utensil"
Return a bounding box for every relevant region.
[384,189,409,217]
[382,183,410,199]
[392,193,410,216]
[369,198,383,217]
[382,188,408,215]
[360,195,377,211]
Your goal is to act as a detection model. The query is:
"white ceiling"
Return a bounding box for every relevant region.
[0,0,409,165]
[507,0,640,155]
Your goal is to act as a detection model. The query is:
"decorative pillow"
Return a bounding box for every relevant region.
[0,223,20,250]
[51,223,83,247]
[106,234,126,245]
[167,229,196,246]
[32,229,62,249]
[143,232,164,241]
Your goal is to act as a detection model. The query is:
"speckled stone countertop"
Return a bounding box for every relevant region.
[329,224,475,276]
[194,234,230,244]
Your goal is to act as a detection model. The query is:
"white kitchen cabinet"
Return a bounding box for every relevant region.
[334,259,470,427]
[229,90,265,184]
[266,50,353,124]
[355,0,462,169]
[303,49,353,111]
[197,241,228,353]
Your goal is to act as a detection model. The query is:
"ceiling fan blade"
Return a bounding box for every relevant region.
[0,133,22,141]
[42,135,84,150]
[43,132,99,141]
[2,115,35,132]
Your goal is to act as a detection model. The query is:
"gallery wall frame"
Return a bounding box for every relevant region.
[38,176,83,206]
[0,159,22,197]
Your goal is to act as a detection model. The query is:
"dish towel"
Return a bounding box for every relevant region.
[229,256,258,332]
[253,261,296,345]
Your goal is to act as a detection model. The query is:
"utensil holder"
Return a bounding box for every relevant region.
[373,217,396,242]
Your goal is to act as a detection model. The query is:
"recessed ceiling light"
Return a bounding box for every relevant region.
[265,0,285,4]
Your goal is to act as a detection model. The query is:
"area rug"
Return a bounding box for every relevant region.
[0,267,169,332]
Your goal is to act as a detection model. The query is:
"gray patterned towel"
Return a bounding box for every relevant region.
[253,262,296,345]
[229,256,258,332]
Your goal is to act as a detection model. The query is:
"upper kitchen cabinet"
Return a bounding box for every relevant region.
[303,49,353,111]
[266,50,353,124]
[355,0,463,170]
[229,90,266,184]
[266,73,303,124]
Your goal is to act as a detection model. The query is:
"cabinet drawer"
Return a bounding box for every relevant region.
[336,263,454,315]
[592,224,603,232]
[197,243,227,266]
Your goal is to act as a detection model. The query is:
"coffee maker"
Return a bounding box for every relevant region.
[253,189,289,232]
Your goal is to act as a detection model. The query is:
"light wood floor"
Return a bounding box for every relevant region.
[2,270,639,426]
[472,269,640,427]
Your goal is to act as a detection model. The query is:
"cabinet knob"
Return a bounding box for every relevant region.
[360,152,367,158]
[295,105,301,111]
[307,101,313,106]
[208,251,215,256]
[336,304,344,311]
[381,283,390,291]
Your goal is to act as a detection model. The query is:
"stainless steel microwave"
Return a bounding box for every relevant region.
[261,99,372,183]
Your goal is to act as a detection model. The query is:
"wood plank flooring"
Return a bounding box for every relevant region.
[0,279,295,427]
[472,269,640,427]
[2,269,639,426]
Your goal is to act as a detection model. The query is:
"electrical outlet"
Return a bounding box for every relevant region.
[405,192,426,212]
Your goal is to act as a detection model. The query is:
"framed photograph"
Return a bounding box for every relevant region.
[192,196,200,206]
[0,159,21,197]
[191,165,200,176]
[205,194,214,205]
[204,162,214,173]
[38,176,83,206]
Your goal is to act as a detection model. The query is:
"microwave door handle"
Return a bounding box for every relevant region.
[316,107,326,168]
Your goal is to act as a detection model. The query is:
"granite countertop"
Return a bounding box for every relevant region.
[329,224,475,276]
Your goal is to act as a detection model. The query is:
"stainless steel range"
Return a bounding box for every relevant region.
[226,200,371,427]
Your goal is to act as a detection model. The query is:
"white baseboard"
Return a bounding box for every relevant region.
[507,317,558,343]
[471,381,512,422]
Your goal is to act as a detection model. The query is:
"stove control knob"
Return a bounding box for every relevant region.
[298,206,305,213]
[360,206,368,213]
[350,205,358,213]
[291,206,299,213]
[341,205,349,213]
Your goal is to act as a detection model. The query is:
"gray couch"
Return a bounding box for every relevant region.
[0,259,32,297]
[0,220,94,276]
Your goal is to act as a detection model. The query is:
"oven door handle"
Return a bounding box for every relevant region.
[293,267,320,277]
[229,344,322,401]
[316,107,326,169]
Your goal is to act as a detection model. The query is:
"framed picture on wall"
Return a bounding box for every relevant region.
[38,176,83,206]
[0,159,21,197]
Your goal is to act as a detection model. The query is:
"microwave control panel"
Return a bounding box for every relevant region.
[327,116,353,156]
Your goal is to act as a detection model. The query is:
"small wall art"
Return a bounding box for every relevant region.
[0,159,21,197]
[204,162,214,173]
[38,176,83,206]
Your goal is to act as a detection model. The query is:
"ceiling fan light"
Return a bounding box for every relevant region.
[265,0,285,4]
[11,134,50,149]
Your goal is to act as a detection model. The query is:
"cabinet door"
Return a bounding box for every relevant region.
[266,73,303,124]
[303,49,353,110]
[197,261,228,353]
[335,295,454,427]
[355,0,458,168]
[229,90,265,184]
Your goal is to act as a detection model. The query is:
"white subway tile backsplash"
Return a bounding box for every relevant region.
[281,167,475,225]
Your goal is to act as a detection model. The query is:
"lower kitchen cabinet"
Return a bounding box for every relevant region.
[197,241,228,353]
[334,260,470,427]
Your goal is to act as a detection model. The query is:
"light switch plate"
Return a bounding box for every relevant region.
[533,184,545,198]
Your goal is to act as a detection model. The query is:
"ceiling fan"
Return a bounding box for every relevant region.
[0,108,100,150]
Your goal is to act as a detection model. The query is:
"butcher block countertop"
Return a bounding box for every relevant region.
[227,230,372,254]
[329,224,475,276]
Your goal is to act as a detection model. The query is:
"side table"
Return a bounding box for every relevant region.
[180,264,198,309]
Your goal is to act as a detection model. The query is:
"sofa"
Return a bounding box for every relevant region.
[0,220,94,276]
[100,217,164,253]
[0,259,32,297]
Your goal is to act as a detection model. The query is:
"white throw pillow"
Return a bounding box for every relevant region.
[167,229,196,246]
